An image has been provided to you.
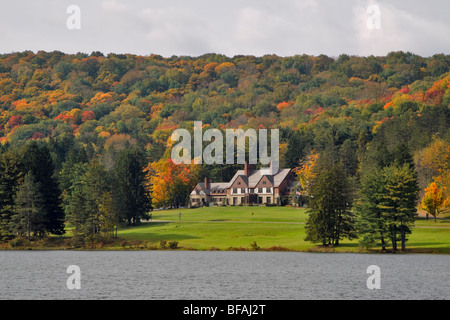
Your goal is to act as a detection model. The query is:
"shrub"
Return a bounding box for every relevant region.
[250,241,260,251]
[168,241,179,249]
[9,237,28,248]
[159,240,167,249]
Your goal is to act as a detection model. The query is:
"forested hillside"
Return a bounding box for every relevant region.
[0,50,449,247]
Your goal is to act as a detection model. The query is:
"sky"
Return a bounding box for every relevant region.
[0,0,449,58]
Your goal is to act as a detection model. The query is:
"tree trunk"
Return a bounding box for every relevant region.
[401,226,406,252]
[27,211,31,242]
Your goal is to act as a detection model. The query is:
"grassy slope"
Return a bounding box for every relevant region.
[116,206,450,253]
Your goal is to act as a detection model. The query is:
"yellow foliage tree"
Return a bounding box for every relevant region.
[293,152,319,194]
[421,182,445,222]
[147,158,201,208]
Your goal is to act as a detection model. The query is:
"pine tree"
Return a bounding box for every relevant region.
[11,172,45,241]
[378,164,419,253]
[305,157,356,246]
[356,169,390,250]
[0,150,23,240]
[83,157,111,239]
[357,141,419,252]
[284,130,306,169]
[21,142,65,235]
[113,148,151,226]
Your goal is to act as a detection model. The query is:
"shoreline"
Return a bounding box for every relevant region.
[1,244,448,254]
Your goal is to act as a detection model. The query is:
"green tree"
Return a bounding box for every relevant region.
[83,157,111,240]
[284,129,312,169]
[11,172,44,241]
[0,150,23,240]
[113,148,151,226]
[63,158,115,245]
[305,157,356,246]
[378,164,419,252]
[65,164,89,243]
[98,191,119,238]
[21,142,65,235]
[356,168,390,250]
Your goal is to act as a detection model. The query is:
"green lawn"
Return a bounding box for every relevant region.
[150,206,309,223]
[116,206,450,253]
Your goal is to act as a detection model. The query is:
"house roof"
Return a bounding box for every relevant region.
[193,182,228,195]
[228,168,291,188]
[192,166,293,195]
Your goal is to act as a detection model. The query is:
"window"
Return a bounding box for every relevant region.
[263,181,266,185]
[267,197,271,204]
[238,182,241,185]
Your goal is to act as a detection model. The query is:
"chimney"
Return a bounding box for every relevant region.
[244,161,253,176]
[204,177,210,189]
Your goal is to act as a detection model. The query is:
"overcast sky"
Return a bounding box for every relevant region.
[1,0,449,58]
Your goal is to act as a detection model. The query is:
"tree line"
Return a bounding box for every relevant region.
[301,142,420,253]
[0,141,151,246]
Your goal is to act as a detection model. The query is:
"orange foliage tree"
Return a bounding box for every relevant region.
[293,152,319,196]
[421,182,446,222]
[148,158,201,208]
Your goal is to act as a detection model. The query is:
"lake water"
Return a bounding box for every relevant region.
[0,251,449,300]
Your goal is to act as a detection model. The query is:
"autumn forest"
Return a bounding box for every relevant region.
[0,50,449,250]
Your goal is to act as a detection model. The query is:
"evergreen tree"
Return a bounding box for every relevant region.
[0,150,23,240]
[357,141,419,252]
[284,130,307,169]
[83,157,111,239]
[21,142,65,235]
[98,191,119,239]
[113,148,151,226]
[305,157,356,246]
[63,159,117,244]
[356,169,390,250]
[11,172,45,240]
[392,142,414,168]
[378,164,419,252]
[65,165,89,242]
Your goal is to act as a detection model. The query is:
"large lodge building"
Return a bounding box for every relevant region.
[189,162,296,207]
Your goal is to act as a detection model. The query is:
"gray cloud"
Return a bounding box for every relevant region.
[0,0,449,57]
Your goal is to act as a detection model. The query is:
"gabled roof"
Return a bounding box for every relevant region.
[192,166,293,195]
[228,168,291,188]
[192,182,228,195]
